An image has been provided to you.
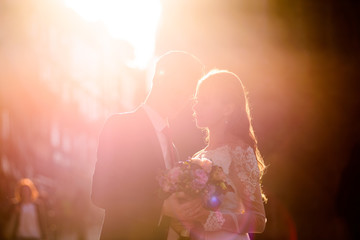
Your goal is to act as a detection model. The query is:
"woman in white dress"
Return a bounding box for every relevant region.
[5,178,47,240]
[164,69,267,240]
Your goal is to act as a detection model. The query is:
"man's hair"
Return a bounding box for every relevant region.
[152,50,204,89]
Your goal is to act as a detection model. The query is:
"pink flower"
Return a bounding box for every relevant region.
[191,169,208,190]
[191,157,213,173]
[194,169,208,184]
[161,180,172,192]
[168,167,181,183]
[158,175,171,192]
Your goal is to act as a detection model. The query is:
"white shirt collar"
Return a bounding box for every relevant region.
[142,104,169,132]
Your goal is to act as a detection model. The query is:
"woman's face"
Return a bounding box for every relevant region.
[192,83,229,129]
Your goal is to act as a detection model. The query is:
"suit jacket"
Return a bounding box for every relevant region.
[92,107,169,240]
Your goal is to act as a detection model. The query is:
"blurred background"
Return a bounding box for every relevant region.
[0,0,359,239]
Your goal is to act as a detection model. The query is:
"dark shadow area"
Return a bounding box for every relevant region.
[157,0,360,239]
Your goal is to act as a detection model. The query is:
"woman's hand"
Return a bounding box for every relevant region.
[182,201,210,225]
[163,192,210,224]
[162,192,197,219]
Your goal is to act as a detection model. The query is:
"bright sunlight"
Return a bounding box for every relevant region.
[64,0,162,69]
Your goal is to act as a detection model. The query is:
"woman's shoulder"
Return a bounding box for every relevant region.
[225,141,258,166]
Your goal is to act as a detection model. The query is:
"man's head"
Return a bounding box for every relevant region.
[146,51,204,119]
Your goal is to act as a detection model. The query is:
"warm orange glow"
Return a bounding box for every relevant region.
[64,0,162,68]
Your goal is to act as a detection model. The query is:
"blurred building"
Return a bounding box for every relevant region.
[0,0,146,238]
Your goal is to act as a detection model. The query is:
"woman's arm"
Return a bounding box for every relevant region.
[206,146,266,233]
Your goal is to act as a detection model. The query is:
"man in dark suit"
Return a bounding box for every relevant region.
[91,51,204,240]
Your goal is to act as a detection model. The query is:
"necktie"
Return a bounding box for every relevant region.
[162,126,177,168]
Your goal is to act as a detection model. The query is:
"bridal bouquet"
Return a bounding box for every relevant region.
[157,157,234,210]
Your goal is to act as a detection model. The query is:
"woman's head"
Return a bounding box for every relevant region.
[193,70,252,144]
[15,178,39,203]
[193,69,266,175]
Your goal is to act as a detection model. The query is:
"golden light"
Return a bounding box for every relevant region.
[64,0,162,69]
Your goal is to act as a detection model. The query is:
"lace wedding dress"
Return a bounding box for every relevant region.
[189,144,266,240]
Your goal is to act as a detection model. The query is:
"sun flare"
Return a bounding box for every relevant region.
[64,0,162,68]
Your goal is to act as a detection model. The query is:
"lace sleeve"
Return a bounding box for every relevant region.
[204,146,266,234]
[233,146,260,202]
[228,146,266,233]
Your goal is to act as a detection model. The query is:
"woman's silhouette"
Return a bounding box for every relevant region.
[163,70,267,240]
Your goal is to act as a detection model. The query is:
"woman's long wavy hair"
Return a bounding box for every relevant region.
[197,69,267,200]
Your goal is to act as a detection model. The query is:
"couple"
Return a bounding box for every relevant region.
[91,51,267,240]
